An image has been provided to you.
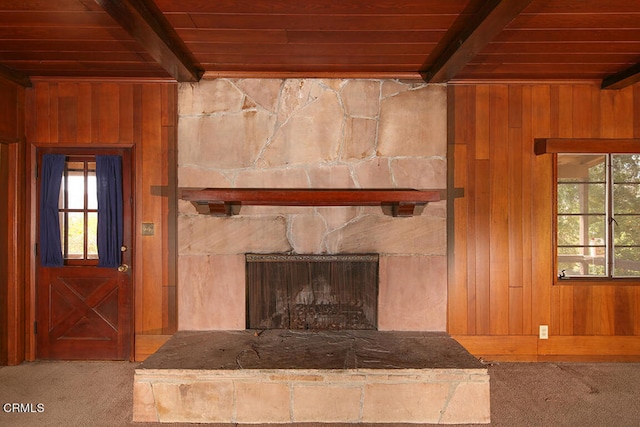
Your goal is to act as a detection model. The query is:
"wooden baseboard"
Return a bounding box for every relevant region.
[135,334,172,361]
[453,335,538,358]
[539,336,640,357]
[452,335,640,362]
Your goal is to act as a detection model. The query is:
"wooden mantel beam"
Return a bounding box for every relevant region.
[96,0,203,82]
[179,188,446,218]
[601,63,640,90]
[422,0,533,83]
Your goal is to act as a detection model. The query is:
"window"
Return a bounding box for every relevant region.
[59,156,99,263]
[556,153,640,279]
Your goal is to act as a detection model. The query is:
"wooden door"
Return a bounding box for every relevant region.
[36,148,133,360]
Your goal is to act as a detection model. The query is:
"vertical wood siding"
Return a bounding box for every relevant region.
[449,84,640,360]
[25,81,177,360]
[0,79,26,365]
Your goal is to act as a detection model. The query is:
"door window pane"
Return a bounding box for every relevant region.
[66,169,85,209]
[87,212,98,259]
[87,162,97,209]
[66,212,84,259]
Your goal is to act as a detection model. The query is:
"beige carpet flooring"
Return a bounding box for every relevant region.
[0,360,639,426]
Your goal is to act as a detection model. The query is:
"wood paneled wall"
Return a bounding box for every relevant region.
[448,83,640,360]
[0,142,5,365]
[24,80,178,361]
[8,78,639,363]
[0,78,26,365]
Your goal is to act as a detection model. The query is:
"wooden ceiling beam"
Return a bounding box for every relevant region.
[601,62,640,90]
[422,0,533,83]
[95,0,203,82]
[0,64,32,88]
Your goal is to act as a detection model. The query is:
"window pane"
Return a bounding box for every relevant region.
[613,184,640,214]
[557,215,606,246]
[557,210,607,278]
[612,154,640,183]
[87,212,98,259]
[613,247,640,277]
[558,154,606,182]
[87,162,97,209]
[558,246,606,277]
[66,212,84,259]
[67,161,84,170]
[613,215,640,246]
[557,183,605,214]
[67,170,85,209]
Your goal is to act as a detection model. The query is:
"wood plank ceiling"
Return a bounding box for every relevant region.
[0,0,639,89]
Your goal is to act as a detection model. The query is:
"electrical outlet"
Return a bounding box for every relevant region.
[539,325,549,340]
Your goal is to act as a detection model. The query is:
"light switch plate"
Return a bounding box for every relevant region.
[142,222,155,236]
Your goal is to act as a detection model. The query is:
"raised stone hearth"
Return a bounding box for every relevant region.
[133,330,490,424]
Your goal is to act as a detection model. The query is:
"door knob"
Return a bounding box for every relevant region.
[117,263,129,273]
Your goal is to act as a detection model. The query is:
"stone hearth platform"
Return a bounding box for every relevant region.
[133,330,490,424]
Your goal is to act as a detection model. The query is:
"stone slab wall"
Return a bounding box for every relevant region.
[177,78,447,331]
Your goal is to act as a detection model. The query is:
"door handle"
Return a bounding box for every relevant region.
[117,263,129,273]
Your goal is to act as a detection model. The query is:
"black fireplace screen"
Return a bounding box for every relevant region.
[246,254,378,330]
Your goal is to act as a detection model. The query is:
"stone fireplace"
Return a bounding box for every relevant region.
[133,78,490,424]
[175,78,448,332]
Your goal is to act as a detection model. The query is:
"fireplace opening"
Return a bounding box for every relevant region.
[246,254,378,330]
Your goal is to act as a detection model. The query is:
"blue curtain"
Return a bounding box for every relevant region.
[39,154,66,267]
[96,155,123,268]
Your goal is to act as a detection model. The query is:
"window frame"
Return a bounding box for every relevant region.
[542,138,640,286]
[58,155,99,266]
